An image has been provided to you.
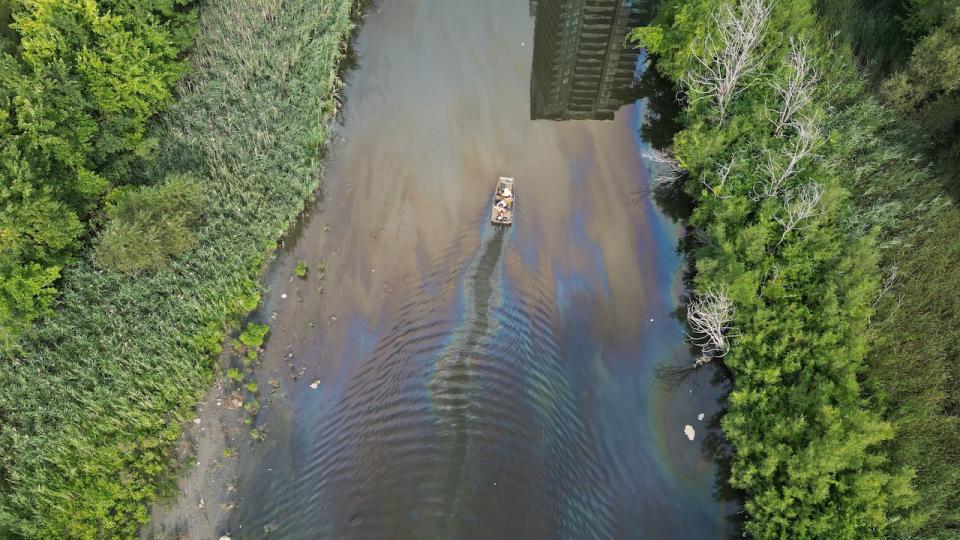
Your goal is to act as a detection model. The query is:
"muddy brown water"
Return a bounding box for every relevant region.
[180,0,734,537]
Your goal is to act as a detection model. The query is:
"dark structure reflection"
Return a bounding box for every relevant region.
[530,0,645,120]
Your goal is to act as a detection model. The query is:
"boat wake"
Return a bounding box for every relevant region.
[231,221,620,539]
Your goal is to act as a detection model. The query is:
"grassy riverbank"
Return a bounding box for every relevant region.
[818,1,960,536]
[0,0,354,536]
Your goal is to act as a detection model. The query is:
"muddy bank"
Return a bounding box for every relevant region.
[140,379,244,539]
[136,0,362,536]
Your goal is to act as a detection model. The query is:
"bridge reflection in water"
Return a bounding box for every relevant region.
[530,0,647,120]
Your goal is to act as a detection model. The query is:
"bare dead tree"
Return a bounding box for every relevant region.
[700,156,736,197]
[686,287,736,366]
[775,181,823,243]
[642,147,685,190]
[771,37,819,136]
[686,0,773,120]
[754,117,821,200]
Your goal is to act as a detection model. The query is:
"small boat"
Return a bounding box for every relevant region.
[491,176,515,225]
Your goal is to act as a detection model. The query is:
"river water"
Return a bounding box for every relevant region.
[225,0,730,537]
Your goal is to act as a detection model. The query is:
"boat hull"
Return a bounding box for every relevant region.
[491,176,515,225]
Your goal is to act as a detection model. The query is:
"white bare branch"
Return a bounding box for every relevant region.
[771,37,819,136]
[642,147,685,190]
[685,0,773,120]
[754,117,821,200]
[700,156,736,197]
[775,181,823,243]
[873,265,900,308]
[761,262,782,287]
[686,287,736,365]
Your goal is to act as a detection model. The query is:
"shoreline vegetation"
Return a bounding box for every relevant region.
[637,0,959,537]
[0,0,355,536]
[3,0,957,537]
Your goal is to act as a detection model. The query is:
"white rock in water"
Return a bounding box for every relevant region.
[684,424,696,441]
[697,413,705,421]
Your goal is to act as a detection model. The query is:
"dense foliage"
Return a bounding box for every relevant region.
[635,0,920,536]
[0,0,194,350]
[0,0,355,536]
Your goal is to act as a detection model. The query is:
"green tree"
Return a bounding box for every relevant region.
[0,0,194,347]
[93,174,203,273]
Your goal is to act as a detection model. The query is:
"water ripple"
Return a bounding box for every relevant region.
[232,221,627,539]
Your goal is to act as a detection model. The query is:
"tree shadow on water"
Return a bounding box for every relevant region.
[635,62,683,152]
[655,355,745,537]
[652,295,744,537]
[633,46,745,538]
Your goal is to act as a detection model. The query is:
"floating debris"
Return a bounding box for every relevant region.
[310,379,322,390]
[697,413,705,421]
[292,366,307,380]
[228,394,244,409]
[684,425,696,441]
